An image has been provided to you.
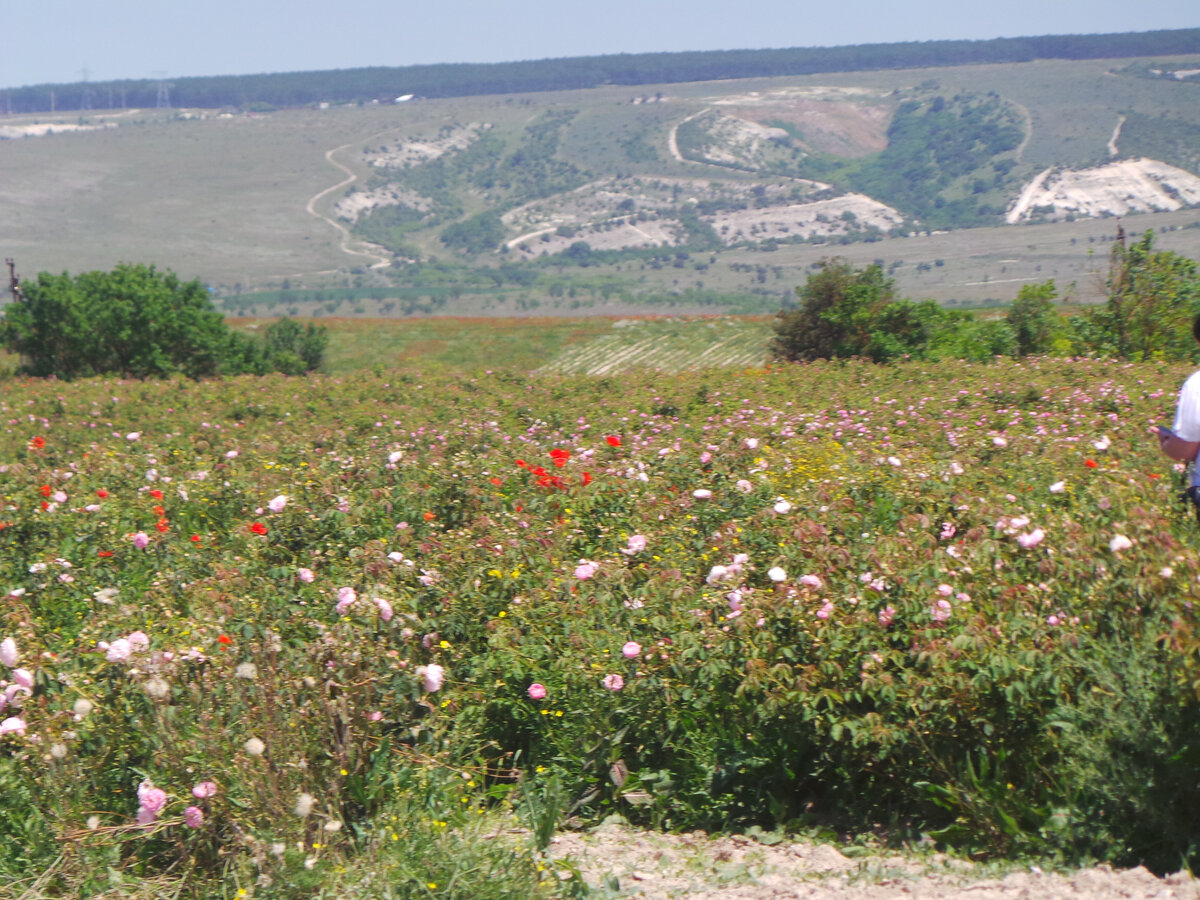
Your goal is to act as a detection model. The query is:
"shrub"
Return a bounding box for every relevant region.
[0,265,329,380]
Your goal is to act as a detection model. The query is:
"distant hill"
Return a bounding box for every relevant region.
[2,28,1198,113]
[2,41,1200,316]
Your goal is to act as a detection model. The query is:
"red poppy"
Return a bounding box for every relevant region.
[40,501,49,511]
[489,477,502,486]
[39,484,52,497]
[97,550,113,558]
[156,518,170,533]
[190,534,201,542]
[149,489,164,500]
[217,634,232,645]
[515,459,527,468]
[250,522,268,535]
[605,436,621,447]
[29,436,45,450]
[423,511,436,521]
[96,489,109,499]
[1084,459,1098,468]
[581,472,593,486]
[153,505,165,516]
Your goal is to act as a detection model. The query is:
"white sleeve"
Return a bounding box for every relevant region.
[1174,372,1200,442]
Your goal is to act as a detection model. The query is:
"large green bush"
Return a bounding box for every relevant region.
[0,264,327,379]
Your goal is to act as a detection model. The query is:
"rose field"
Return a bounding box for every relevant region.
[2,354,1200,897]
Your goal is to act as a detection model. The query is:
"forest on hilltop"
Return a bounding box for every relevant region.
[3,28,1198,113]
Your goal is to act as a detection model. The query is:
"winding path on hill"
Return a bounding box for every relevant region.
[667,108,714,166]
[1108,115,1126,157]
[305,139,393,270]
[1011,99,1033,162]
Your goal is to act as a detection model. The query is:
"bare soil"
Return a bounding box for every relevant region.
[549,825,1200,899]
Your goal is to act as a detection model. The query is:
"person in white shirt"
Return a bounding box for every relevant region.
[1152,315,1200,502]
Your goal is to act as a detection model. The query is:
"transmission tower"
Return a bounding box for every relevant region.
[79,66,93,111]
[154,71,173,109]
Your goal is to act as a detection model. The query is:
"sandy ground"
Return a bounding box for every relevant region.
[549,825,1200,899]
[1005,158,1200,224]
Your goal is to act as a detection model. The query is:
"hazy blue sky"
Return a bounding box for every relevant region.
[2,0,1197,89]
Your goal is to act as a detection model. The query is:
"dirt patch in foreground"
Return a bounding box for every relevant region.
[549,825,1199,899]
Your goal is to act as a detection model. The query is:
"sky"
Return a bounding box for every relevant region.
[1,0,1197,89]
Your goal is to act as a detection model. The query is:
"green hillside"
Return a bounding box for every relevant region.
[2,50,1200,315]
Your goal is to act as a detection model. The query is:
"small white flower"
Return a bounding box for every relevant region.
[773,498,792,514]
[692,489,712,500]
[268,494,288,513]
[1049,481,1065,493]
[235,662,258,680]
[767,566,787,583]
[143,677,170,700]
[244,737,266,757]
[93,587,119,605]
[294,792,315,818]
[1109,534,1133,553]
[1093,436,1111,451]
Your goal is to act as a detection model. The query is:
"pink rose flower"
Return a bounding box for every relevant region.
[1017,529,1045,549]
[0,637,17,668]
[191,781,218,799]
[621,535,646,555]
[184,806,205,828]
[622,641,641,659]
[419,664,445,693]
[335,587,357,614]
[105,639,133,662]
[138,782,167,815]
[527,683,547,700]
[374,597,394,622]
[602,674,624,691]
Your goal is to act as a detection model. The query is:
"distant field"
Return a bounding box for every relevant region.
[231,315,773,376]
[2,53,1200,314]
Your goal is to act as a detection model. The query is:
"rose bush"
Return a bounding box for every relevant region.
[0,356,1198,894]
